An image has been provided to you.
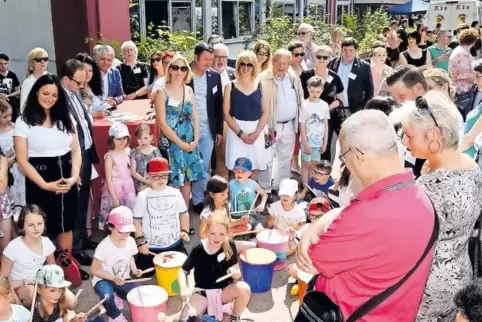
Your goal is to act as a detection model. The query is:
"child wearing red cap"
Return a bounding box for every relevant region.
[133,157,190,272]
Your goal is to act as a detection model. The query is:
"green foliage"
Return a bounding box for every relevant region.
[246,4,388,54]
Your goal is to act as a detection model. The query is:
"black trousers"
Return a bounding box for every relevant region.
[73,149,93,253]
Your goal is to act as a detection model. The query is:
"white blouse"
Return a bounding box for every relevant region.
[13,117,74,157]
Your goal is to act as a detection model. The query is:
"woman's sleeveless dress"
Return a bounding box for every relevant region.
[162,89,204,187]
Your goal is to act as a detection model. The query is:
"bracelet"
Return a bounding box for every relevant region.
[237,129,243,138]
[181,229,189,235]
[135,236,146,247]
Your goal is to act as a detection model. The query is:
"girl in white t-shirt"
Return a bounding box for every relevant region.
[91,206,142,322]
[299,76,330,186]
[0,276,29,322]
[0,205,56,307]
[267,179,306,256]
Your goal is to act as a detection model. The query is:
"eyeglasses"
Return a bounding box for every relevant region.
[239,62,254,68]
[312,170,330,176]
[298,32,309,36]
[292,52,305,58]
[69,76,83,87]
[475,74,482,80]
[170,65,189,72]
[415,96,440,128]
[151,57,162,63]
[215,55,228,60]
[316,55,330,60]
[257,52,269,57]
[151,174,169,180]
[34,57,49,63]
[339,147,364,163]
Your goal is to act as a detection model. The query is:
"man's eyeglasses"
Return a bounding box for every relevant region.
[215,55,228,60]
[415,96,439,128]
[312,170,330,176]
[170,65,189,72]
[292,52,305,58]
[298,32,309,36]
[69,76,83,87]
[339,147,364,163]
[34,57,49,63]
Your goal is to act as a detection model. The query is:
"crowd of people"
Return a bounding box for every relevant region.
[0,14,482,322]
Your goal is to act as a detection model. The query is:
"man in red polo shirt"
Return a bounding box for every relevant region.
[296,110,436,321]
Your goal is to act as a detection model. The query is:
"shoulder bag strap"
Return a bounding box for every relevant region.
[346,196,440,322]
[168,87,185,133]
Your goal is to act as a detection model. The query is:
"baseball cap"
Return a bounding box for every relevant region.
[108,206,136,233]
[278,179,299,197]
[233,157,253,172]
[36,264,72,288]
[108,122,130,139]
[147,157,171,174]
[308,196,331,213]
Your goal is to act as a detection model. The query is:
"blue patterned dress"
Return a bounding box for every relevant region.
[161,88,205,186]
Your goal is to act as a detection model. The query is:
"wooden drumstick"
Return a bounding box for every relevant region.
[29,282,38,322]
[141,267,155,275]
[244,191,261,218]
[231,228,264,237]
[124,277,152,284]
[304,183,317,196]
[75,289,83,299]
[149,251,158,257]
[85,297,107,316]
[216,272,234,283]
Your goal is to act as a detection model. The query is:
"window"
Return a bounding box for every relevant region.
[219,0,254,39]
[336,4,349,24]
[139,0,195,38]
[172,2,192,32]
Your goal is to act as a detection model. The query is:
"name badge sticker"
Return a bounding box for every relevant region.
[213,86,218,94]
[168,98,180,106]
[326,75,334,84]
[348,73,357,80]
[217,252,225,262]
[134,68,141,74]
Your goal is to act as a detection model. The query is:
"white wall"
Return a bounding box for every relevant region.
[0,0,57,80]
[225,40,248,58]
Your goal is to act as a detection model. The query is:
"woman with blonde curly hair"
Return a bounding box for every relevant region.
[253,40,271,72]
[20,48,49,111]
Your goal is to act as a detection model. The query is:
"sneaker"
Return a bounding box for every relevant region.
[108,314,129,322]
[113,293,124,310]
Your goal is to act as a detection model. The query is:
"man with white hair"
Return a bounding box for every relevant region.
[95,45,124,107]
[258,49,304,196]
[296,110,438,321]
[212,43,236,178]
[297,23,317,69]
[117,40,149,100]
[93,44,121,68]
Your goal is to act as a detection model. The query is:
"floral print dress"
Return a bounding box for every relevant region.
[416,167,482,321]
[130,147,161,191]
[0,129,25,213]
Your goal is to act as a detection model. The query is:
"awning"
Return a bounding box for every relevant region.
[387,0,429,14]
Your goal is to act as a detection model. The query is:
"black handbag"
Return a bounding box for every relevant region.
[295,193,440,322]
[455,88,475,121]
[159,87,186,150]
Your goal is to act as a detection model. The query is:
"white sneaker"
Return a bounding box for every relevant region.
[113,293,124,310]
[108,314,129,322]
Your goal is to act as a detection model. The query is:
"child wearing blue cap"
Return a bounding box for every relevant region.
[229,157,267,231]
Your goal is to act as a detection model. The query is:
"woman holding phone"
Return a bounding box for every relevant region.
[13,74,81,253]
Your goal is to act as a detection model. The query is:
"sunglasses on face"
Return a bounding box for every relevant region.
[316,55,330,60]
[151,57,162,63]
[240,62,254,68]
[292,52,305,57]
[170,65,189,72]
[34,57,49,63]
[415,96,440,128]
[298,32,309,36]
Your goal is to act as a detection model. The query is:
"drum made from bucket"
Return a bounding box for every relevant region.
[127,285,168,322]
[240,248,277,293]
[256,230,289,270]
[297,269,314,304]
[153,251,187,296]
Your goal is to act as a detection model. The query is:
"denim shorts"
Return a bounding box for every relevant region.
[301,146,322,162]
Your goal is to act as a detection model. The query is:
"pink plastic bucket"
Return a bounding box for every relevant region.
[127,285,167,322]
[256,230,289,270]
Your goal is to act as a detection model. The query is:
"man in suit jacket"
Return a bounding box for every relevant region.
[60,59,99,277]
[188,42,223,213]
[211,43,236,178]
[328,38,374,115]
[95,45,125,107]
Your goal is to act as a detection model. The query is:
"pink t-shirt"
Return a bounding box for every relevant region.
[310,171,435,322]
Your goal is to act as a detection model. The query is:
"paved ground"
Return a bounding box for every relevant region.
[76,210,301,322]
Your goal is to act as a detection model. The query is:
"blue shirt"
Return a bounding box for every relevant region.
[229,179,257,219]
[193,73,209,131]
[308,177,334,197]
[338,60,354,107]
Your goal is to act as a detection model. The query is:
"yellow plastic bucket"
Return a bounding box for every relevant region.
[153,251,187,296]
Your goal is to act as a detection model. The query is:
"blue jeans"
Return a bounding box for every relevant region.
[191,127,214,205]
[94,280,141,319]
